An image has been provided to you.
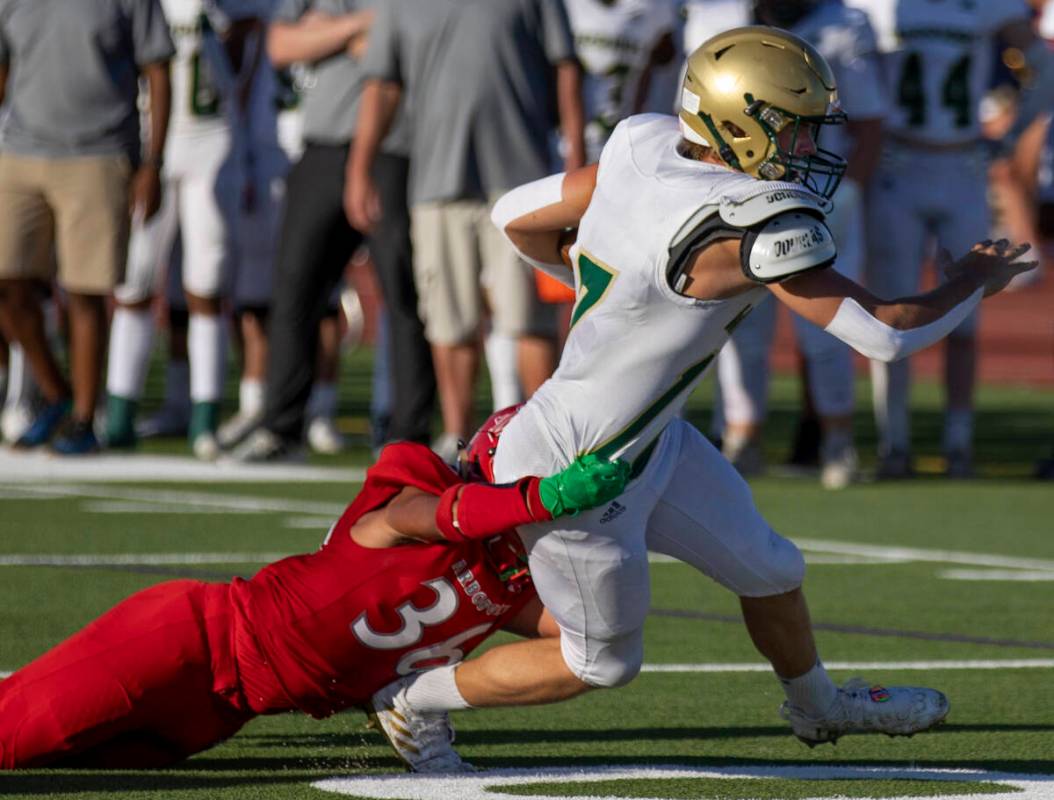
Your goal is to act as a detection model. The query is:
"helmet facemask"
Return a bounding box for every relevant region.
[745,97,848,199]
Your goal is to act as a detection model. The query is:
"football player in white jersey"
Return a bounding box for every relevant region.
[713,0,886,489]
[105,0,235,460]
[843,0,1051,477]
[564,0,680,162]
[360,28,1034,768]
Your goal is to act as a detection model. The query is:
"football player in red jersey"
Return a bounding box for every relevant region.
[0,408,629,771]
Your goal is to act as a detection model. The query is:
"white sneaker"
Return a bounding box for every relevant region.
[231,428,304,464]
[431,432,463,465]
[367,677,473,773]
[307,416,345,454]
[780,678,949,747]
[819,434,857,491]
[217,412,262,450]
[192,431,220,462]
[1,402,35,443]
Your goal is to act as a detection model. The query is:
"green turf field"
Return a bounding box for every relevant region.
[1,351,1052,799]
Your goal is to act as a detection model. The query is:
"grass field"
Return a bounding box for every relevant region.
[1,350,1052,799]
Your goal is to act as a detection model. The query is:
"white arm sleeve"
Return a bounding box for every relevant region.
[490,173,574,288]
[823,288,983,362]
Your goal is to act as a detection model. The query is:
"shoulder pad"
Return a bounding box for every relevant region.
[718,184,831,229]
[740,211,837,284]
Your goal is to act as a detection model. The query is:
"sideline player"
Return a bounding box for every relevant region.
[0,417,628,770]
[843,0,1051,477]
[365,27,1034,768]
[106,0,236,459]
[713,0,886,488]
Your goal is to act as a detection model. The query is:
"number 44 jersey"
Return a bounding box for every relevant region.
[227,443,534,719]
[844,0,1030,146]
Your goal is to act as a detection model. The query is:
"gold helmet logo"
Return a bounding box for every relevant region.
[679,26,847,199]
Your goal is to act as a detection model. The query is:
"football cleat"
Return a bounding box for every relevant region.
[230,427,304,464]
[307,416,345,455]
[819,433,857,491]
[366,677,473,773]
[781,678,949,746]
[216,411,263,450]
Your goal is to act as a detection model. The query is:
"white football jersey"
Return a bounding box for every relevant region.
[682,0,751,51]
[845,0,1029,145]
[497,115,830,478]
[565,0,678,159]
[163,0,229,136]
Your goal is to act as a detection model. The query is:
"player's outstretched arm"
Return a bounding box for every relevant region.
[490,165,599,286]
[377,454,630,546]
[769,239,1036,363]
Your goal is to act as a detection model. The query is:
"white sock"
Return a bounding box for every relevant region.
[943,407,974,454]
[164,359,191,411]
[307,382,338,420]
[239,379,265,418]
[401,665,471,712]
[484,330,521,411]
[189,313,226,404]
[779,660,839,717]
[106,307,155,399]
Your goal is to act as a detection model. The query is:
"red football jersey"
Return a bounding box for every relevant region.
[228,443,535,719]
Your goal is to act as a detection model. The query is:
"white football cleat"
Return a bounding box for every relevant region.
[367,677,473,773]
[307,416,345,455]
[217,411,263,450]
[819,433,857,491]
[781,679,949,746]
[1,402,35,444]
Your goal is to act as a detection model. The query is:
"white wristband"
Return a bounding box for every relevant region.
[824,288,983,362]
[491,173,574,288]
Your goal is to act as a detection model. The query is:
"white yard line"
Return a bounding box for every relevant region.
[3,483,347,516]
[796,537,1054,573]
[939,569,1054,582]
[0,552,290,566]
[640,659,1054,673]
[313,764,1054,800]
[0,449,365,483]
[4,658,1053,682]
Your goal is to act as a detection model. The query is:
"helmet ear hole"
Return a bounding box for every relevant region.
[722,120,747,138]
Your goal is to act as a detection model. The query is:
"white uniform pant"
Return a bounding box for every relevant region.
[115,127,231,304]
[716,180,864,427]
[864,143,989,454]
[494,419,805,688]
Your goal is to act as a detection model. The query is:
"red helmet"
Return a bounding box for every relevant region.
[463,403,523,482]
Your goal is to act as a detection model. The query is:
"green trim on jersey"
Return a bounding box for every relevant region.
[571,252,619,329]
[592,352,716,463]
[588,301,755,469]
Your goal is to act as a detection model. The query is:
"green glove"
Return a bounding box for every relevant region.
[538,454,631,518]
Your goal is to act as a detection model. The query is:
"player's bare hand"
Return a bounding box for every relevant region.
[538,454,631,517]
[941,240,1038,297]
[129,162,162,221]
[345,173,381,233]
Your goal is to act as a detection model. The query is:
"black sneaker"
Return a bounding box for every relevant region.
[51,418,100,455]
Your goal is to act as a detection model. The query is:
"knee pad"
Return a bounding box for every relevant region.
[561,628,644,689]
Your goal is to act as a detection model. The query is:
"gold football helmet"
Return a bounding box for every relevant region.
[679,25,847,199]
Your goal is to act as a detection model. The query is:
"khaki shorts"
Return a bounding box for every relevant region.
[0,153,133,294]
[411,199,557,345]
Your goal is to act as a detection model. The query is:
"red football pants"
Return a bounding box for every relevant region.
[0,580,254,769]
